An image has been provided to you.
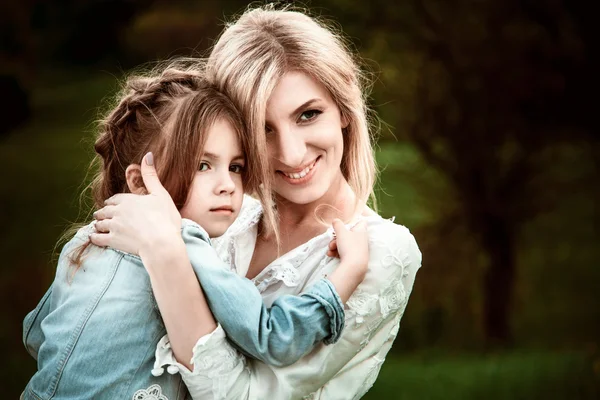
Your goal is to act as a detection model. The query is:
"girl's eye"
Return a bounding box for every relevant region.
[229,164,244,174]
[299,109,322,122]
[199,162,210,172]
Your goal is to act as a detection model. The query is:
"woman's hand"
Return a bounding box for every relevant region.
[91,152,182,259]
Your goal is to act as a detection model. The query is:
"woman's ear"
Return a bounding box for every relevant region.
[125,164,147,194]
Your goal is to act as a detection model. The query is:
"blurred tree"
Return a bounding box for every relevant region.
[0,1,37,135]
[325,0,595,346]
[0,0,153,136]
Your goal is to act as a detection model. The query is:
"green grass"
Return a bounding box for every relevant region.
[364,351,599,400]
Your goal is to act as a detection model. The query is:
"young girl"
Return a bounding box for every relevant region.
[22,66,369,400]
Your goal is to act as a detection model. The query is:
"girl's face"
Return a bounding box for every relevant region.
[179,118,245,237]
[265,71,346,205]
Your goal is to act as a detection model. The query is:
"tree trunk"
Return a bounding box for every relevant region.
[480,216,516,347]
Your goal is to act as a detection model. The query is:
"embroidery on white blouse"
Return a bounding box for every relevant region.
[302,392,318,400]
[192,345,246,400]
[193,346,244,377]
[346,290,379,326]
[379,277,408,319]
[353,356,385,400]
[381,247,411,273]
[387,315,402,342]
[358,318,383,352]
[132,384,168,400]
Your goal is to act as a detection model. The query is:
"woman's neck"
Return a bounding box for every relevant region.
[274,172,357,232]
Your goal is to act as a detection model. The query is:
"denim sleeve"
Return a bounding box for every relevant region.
[181,222,345,368]
[22,284,53,360]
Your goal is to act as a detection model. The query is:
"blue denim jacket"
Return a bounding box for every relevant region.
[22,219,344,400]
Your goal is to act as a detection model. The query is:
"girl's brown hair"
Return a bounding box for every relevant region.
[67,64,255,272]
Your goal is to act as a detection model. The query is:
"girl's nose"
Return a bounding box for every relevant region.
[215,170,236,195]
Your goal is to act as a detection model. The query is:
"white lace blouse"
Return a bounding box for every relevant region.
[154,196,422,400]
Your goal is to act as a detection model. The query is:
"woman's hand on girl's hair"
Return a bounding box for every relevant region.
[90,152,182,258]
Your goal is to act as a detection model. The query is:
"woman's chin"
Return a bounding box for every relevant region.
[275,184,330,206]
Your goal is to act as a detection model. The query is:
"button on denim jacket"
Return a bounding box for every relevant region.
[22,219,344,400]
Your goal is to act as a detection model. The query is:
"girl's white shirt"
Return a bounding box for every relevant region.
[154,195,422,400]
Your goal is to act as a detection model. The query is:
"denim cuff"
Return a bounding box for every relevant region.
[304,279,346,345]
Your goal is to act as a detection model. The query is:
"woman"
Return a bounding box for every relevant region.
[92,5,422,399]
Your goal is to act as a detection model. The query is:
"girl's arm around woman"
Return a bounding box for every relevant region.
[171,219,422,400]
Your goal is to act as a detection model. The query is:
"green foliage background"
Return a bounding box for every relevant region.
[1,0,598,398]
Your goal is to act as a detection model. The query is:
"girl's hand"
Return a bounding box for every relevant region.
[328,219,369,272]
[90,152,182,258]
[326,219,369,303]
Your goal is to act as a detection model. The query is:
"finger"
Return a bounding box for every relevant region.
[141,152,168,195]
[94,219,112,233]
[331,218,348,239]
[350,219,367,232]
[93,205,118,220]
[328,239,337,251]
[90,232,111,248]
[104,194,127,206]
[326,249,339,258]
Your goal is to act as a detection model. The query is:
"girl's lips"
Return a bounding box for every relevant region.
[278,156,320,185]
[210,207,234,215]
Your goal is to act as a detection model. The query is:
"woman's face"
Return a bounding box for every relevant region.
[265,71,346,205]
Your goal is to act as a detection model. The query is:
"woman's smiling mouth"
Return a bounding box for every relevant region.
[277,156,320,185]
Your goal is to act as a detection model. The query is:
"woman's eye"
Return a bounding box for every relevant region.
[299,109,322,122]
[230,164,244,174]
[199,162,210,172]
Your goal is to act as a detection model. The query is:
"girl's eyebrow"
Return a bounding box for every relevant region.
[203,151,245,161]
[290,98,322,118]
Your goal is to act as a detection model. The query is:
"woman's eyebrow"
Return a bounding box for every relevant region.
[290,98,322,118]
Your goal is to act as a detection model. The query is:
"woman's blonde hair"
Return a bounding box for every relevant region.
[206,4,378,237]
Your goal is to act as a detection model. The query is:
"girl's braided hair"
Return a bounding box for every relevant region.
[66,63,253,273]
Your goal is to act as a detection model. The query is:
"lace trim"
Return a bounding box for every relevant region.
[252,232,332,292]
[132,384,168,400]
[193,346,244,400]
[212,195,263,272]
[252,216,376,292]
[255,260,303,291]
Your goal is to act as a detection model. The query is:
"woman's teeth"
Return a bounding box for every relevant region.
[282,159,317,179]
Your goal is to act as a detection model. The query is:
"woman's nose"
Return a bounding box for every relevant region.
[271,125,306,168]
